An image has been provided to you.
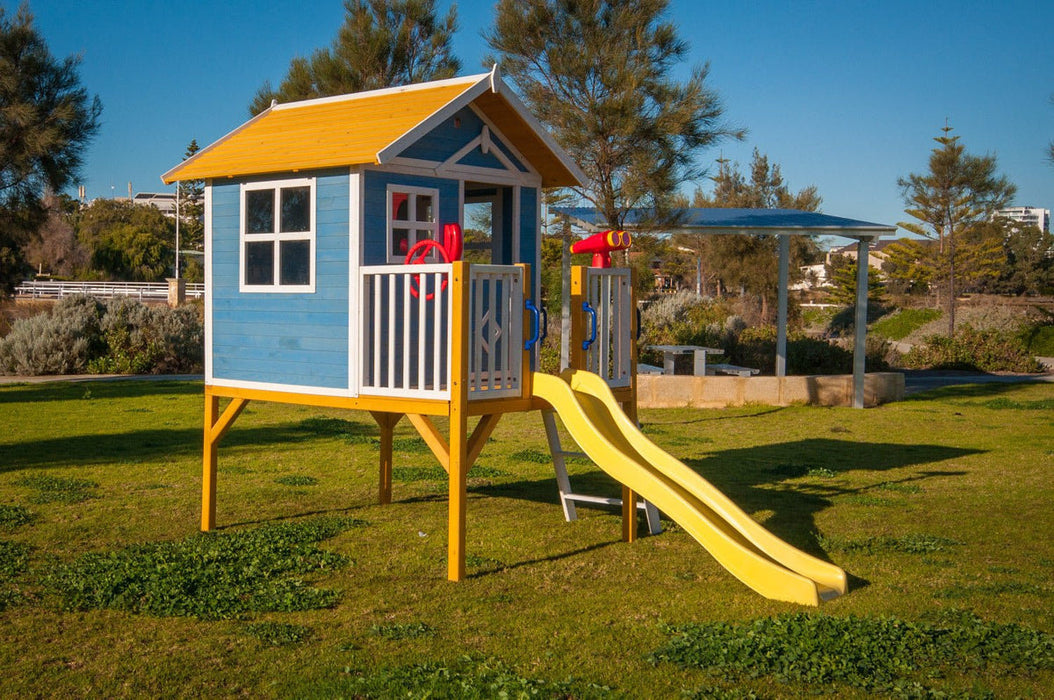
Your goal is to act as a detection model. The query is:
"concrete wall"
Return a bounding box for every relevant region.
[636,372,905,409]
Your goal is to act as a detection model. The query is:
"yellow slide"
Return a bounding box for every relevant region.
[531,370,847,606]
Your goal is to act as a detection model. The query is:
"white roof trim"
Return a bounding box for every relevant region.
[270,73,489,112]
[492,80,587,186]
[375,74,493,165]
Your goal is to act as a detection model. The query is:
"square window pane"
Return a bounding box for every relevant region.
[245,241,274,285]
[246,189,274,234]
[279,239,311,286]
[415,194,433,222]
[280,186,310,232]
[392,192,409,221]
[392,228,409,258]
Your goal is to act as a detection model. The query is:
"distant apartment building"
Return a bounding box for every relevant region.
[130,192,177,218]
[995,206,1049,232]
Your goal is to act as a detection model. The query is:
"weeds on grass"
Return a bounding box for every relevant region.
[245,622,313,646]
[44,517,363,619]
[0,540,31,611]
[275,475,319,487]
[651,612,1054,695]
[328,655,611,699]
[392,465,508,482]
[370,622,436,640]
[818,533,961,554]
[0,504,33,528]
[14,474,98,504]
[976,397,1054,411]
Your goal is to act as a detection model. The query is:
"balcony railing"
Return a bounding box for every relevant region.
[358,263,525,402]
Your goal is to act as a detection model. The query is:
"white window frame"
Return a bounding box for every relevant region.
[239,177,316,293]
[386,184,440,263]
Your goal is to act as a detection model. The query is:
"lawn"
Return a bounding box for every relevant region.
[0,379,1051,698]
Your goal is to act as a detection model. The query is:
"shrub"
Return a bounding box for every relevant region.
[0,295,104,375]
[731,325,890,375]
[0,296,203,376]
[902,325,1043,373]
[88,298,203,374]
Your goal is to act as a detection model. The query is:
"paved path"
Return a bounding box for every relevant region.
[901,370,1054,395]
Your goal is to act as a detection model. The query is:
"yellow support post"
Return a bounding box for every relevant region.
[569,265,587,372]
[202,390,218,531]
[201,390,248,531]
[370,412,402,505]
[447,260,470,582]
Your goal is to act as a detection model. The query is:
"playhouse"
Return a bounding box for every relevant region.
[163,68,847,605]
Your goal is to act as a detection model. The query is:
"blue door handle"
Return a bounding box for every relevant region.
[524,299,541,350]
[581,301,597,351]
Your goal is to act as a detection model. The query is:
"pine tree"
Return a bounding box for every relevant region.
[687,150,822,319]
[486,0,741,229]
[0,5,101,290]
[249,0,460,115]
[176,140,205,280]
[897,125,1015,335]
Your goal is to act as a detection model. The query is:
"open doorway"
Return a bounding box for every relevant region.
[463,183,511,264]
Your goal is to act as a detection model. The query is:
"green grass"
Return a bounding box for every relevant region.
[0,378,1051,697]
[872,307,942,340]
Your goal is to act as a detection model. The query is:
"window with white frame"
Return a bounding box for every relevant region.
[241,178,315,292]
[387,185,439,262]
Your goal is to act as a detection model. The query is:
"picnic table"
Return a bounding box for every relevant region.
[645,345,760,377]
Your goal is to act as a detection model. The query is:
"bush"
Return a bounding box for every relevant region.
[0,297,202,376]
[731,325,890,375]
[88,298,203,374]
[902,325,1043,373]
[0,295,104,375]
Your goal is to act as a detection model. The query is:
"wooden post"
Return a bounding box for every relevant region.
[202,389,219,531]
[621,267,639,542]
[201,391,248,532]
[371,412,401,505]
[447,261,470,582]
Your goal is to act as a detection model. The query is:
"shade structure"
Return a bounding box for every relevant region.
[554,207,898,408]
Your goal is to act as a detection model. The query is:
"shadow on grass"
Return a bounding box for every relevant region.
[0,420,374,475]
[0,378,204,405]
[903,378,1054,402]
[474,437,981,571]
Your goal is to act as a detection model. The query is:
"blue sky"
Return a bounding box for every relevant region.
[24,0,1054,234]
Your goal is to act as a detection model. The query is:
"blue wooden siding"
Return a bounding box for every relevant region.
[399,107,527,173]
[362,170,460,265]
[519,186,538,271]
[209,169,350,389]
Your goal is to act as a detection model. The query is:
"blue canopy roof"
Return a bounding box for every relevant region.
[553,207,895,240]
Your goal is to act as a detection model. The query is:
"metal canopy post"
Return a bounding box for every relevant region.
[776,235,790,377]
[852,239,870,408]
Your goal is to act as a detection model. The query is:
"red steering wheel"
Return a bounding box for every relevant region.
[405,238,450,300]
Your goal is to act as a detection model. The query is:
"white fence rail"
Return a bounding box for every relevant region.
[582,268,634,389]
[15,280,205,301]
[358,263,525,402]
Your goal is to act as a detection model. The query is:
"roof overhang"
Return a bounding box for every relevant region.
[553,207,896,241]
[162,67,585,188]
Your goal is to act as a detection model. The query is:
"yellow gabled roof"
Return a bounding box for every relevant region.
[162,71,584,187]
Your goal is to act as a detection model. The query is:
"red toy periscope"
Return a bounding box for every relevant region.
[570,230,632,268]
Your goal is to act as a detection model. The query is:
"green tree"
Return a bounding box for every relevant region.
[176,140,205,281]
[75,200,174,281]
[486,0,742,229]
[825,254,885,307]
[897,125,1015,335]
[0,4,101,291]
[996,222,1054,295]
[684,150,822,319]
[250,0,460,115]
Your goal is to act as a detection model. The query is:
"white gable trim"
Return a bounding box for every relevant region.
[375,75,493,165]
